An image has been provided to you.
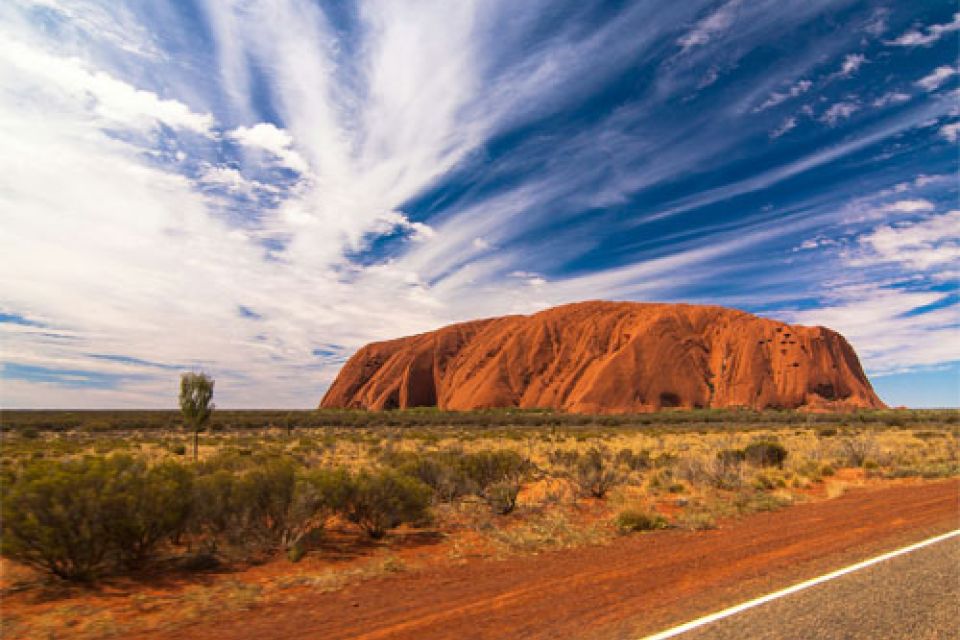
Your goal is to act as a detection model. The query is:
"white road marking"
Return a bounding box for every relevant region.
[641,529,960,640]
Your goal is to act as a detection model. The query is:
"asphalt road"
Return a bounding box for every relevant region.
[677,535,960,640]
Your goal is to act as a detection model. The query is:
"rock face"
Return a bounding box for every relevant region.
[320,301,885,413]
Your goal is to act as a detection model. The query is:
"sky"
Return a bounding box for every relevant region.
[0,1,958,409]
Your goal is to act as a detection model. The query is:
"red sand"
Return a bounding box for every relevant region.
[138,479,957,640]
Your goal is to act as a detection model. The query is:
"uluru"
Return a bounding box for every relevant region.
[320,301,885,413]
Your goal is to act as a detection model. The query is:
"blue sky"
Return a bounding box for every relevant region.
[0,1,957,408]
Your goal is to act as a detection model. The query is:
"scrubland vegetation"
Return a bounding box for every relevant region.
[0,408,957,638]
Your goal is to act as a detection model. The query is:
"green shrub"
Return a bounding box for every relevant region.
[653,453,678,468]
[286,541,306,563]
[105,458,193,567]
[743,441,788,468]
[191,469,239,537]
[2,458,115,580]
[485,481,520,515]
[344,469,432,539]
[393,453,467,501]
[460,450,526,493]
[752,472,776,491]
[616,448,651,471]
[735,491,792,513]
[190,459,351,555]
[285,467,353,547]
[615,509,668,534]
[882,413,906,427]
[1,456,193,580]
[388,449,526,502]
[548,449,580,469]
[233,457,297,544]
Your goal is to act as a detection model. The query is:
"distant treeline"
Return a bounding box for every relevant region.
[1,407,957,432]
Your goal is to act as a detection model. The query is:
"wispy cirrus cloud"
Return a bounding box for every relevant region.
[755,79,812,112]
[838,53,867,78]
[916,65,958,92]
[820,100,860,125]
[676,0,741,53]
[887,12,960,47]
[940,122,960,142]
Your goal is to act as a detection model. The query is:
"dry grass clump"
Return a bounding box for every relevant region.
[615,509,669,534]
[487,510,611,555]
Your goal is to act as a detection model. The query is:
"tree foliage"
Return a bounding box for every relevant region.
[179,372,214,460]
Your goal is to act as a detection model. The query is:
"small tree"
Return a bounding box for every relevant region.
[180,372,215,461]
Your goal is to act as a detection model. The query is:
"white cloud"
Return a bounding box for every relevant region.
[872,92,910,108]
[913,174,946,188]
[509,270,547,287]
[227,123,309,174]
[373,210,436,242]
[796,236,837,251]
[819,101,859,125]
[198,164,275,197]
[862,9,888,37]
[788,287,960,375]
[940,122,960,142]
[885,199,935,213]
[677,0,741,52]
[838,53,866,77]
[0,38,213,135]
[916,66,957,92]
[755,79,811,112]
[887,13,960,47]
[0,7,471,408]
[842,198,937,224]
[770,117,797,139]
[849,210,960,271]
[13,0,165,60]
